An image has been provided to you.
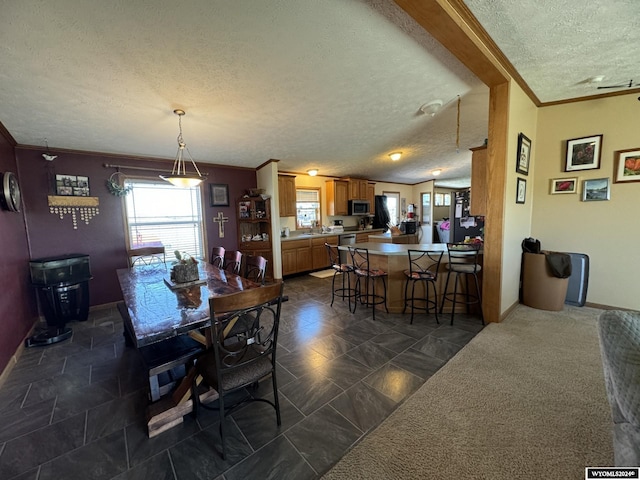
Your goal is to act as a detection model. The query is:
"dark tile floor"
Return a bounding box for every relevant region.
[0,274,483,480]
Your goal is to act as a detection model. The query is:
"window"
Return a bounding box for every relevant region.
[421,192,431,225]
[124,179,205,259]
[435,192,451,207]
[296,188,321,229]
[383,191,400,225]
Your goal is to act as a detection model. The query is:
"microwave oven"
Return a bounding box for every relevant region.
[348,200,370,215]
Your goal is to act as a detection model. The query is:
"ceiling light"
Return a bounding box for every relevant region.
[160,109,204,187]
[307,169,318,176]
[389,152,402,161]
[432,169,442,176]
[588,75,605,84]
[419,100,443,116]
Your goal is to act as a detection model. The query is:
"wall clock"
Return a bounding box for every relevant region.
[1,171,21,212]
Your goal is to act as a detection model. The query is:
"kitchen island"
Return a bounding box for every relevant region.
[337,242,482,314]
[367,232,419,244]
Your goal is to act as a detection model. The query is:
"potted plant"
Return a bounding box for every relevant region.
[171,250,199,283]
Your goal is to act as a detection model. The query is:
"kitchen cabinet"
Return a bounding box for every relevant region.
[278,174,296,217]
[237,197,273,280]
[367,182,375,213]
[470,145,487,215]
[347,178,368,200]
[312,235,338,270]
[326,180,348,216]
[281,239,312,276]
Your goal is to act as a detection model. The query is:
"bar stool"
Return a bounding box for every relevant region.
[403,249,444,324]
[440,243,484,325]
[325,243,355,312]
[349,246,388,320]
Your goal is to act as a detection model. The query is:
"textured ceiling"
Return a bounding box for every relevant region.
[0,0,637,188]
[464,0,640,103]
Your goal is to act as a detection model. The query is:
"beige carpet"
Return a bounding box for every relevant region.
[323,304,614,480]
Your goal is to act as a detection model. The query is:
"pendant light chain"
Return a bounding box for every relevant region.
[164,109,203,184]
[456,95,461,153]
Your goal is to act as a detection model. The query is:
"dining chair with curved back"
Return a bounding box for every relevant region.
[210,246,225,268]
[403,249,444,324]
[223,250,243,275]
[243,254,268,285]
[190,281,284,460]
[349,246,388,320]
[440,242,484,325]
[325,243,355,312]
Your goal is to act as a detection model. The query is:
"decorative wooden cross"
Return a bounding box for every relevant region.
[213,211,229,238]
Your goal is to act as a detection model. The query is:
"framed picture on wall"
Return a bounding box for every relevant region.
[56,174,76,196]
[516,132,531,175]
[614,148,640,183]
[565,134,602,171]
[516,177,526,204]
[209,184,229,207]
[582,177,610,201]
[550,177,578,194]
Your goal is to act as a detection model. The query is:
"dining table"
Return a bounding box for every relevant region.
[116,261,261,437]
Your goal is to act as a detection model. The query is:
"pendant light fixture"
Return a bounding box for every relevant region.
[160,109,204,187]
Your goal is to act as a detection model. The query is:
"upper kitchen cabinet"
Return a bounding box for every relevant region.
[367,182,375,213]
[470,145,487,215]
[346,178,368,201]
[278,174,296,217]
[326,180,348,216]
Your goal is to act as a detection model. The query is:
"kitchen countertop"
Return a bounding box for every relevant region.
[280,229,384,242]
[336,242,448,255]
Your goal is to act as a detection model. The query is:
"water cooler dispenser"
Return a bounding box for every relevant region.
[27,254,92,347]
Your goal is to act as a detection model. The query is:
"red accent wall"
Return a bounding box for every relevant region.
[0,138,37,371]
[0,146,256,373]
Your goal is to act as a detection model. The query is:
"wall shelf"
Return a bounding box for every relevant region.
[48,195,100,229]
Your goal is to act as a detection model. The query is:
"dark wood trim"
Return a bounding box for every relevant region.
[256,158,280,170]
[540,87,640,107]
[16,144,254,172]
[0,121,17,146]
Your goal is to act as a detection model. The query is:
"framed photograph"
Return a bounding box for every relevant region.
[516,133,531,175]
[516,177,526,204]
[209,184,229,207]
[582,177,610,201]
[74,176,90,196]
[56,174,76,196]
[565,134,602,171]
[614,148,640,183]
[550,177,578,194]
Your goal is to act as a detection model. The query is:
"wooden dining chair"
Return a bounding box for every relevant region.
[190,281,284,459]
[243,254,268,285]
[210,246,225,268]
[223,250,243,274]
